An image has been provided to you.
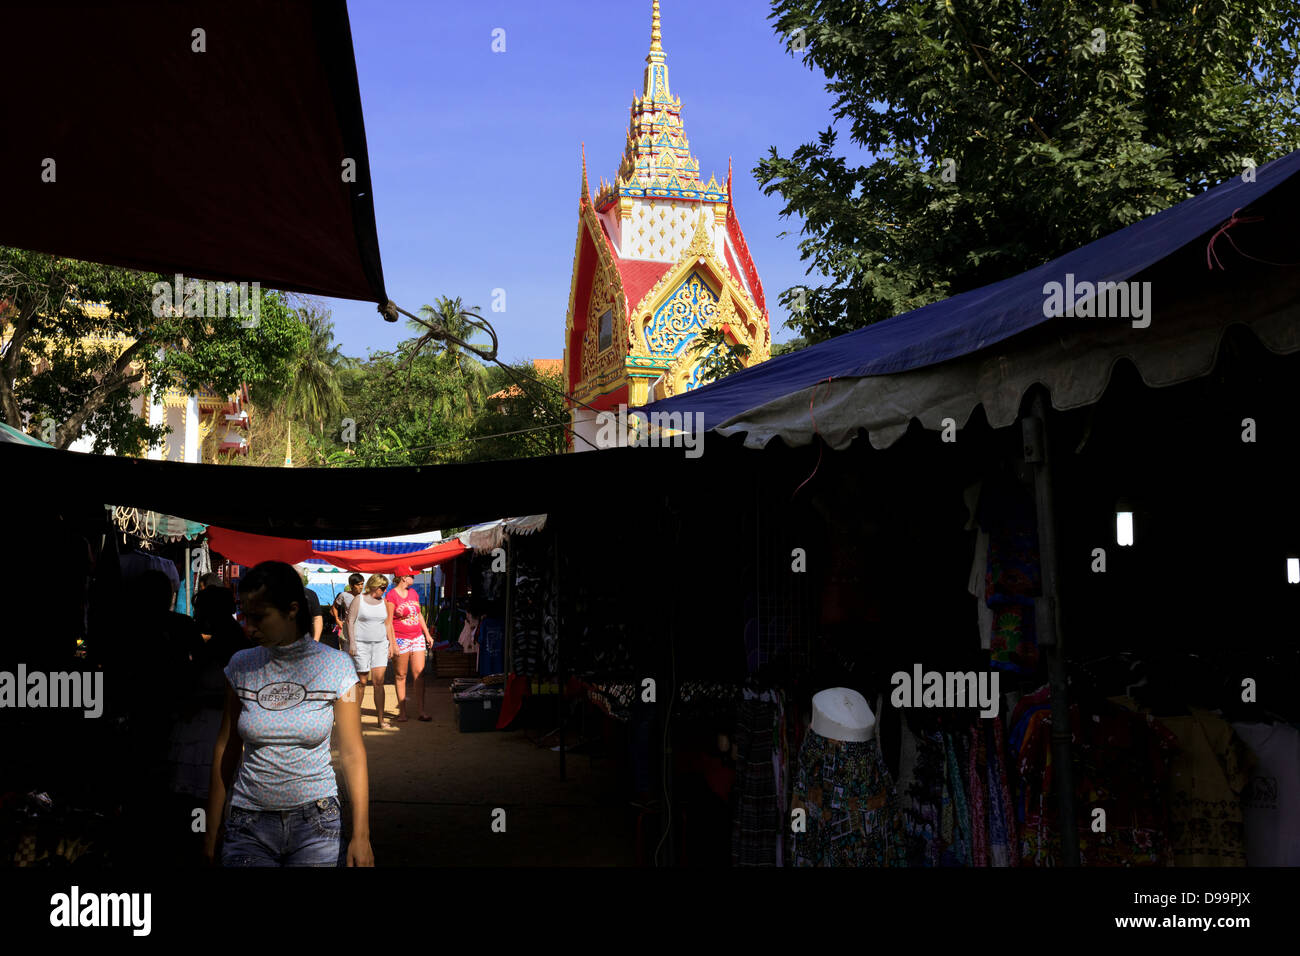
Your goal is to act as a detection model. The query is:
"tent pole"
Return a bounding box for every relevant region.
[1023,389,1080,866]
[504,537,515,677]
[554,520,565,782]
[449,557,458,652]
[184,546,192,617]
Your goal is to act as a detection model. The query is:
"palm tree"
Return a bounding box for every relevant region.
[282,305,346,433]
[415,296,489,418]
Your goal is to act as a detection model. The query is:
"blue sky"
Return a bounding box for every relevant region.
[321,0,866,363]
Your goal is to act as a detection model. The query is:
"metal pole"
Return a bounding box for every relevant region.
[504,536,515,677]
[449,557,458,649]
[1023,389,1080,867]
[554,520,565,781]
[660,496,677,867]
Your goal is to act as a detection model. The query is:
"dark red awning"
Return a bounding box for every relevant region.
[0,1,387,307]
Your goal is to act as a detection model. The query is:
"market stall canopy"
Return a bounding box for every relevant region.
[0,440,717,537]
[0,0,387,305]
[107,505,208,543]
[0,422,52,448]
[208,527,466,573]
[457,515,548,553]
[641,148,1300,450]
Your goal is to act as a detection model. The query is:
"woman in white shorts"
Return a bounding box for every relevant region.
[346,574,398,729]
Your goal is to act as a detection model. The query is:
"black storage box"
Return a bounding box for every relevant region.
[457,695,503,732]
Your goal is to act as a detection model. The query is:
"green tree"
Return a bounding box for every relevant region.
[326,340,472,467]
[772,337,810,357]
[464,360,568,459]
[0,247,304,452]
[414,296,490,418]
[689,326,752,385]
[760,0,1300,342]
[279,304,347,435]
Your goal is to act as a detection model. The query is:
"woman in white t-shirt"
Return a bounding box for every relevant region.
[347,574,399,729]
[203,560,372,867]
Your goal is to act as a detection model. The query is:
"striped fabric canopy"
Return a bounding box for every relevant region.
[309,539,432,555]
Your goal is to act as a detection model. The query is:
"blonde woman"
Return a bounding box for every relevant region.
[347,574,398,729]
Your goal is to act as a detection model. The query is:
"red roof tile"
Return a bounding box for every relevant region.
[615,259,673,315]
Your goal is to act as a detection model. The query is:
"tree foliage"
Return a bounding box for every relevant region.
[413,296,491,419]
[690,325,752,385]
[760,0,1300,342]
[278,303,347,434]
[0,247,304,451]
[462,361,568,460]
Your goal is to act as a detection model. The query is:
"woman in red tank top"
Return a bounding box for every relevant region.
[386,568,433,722]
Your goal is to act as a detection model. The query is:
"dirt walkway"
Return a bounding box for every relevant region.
[331,677,634,866]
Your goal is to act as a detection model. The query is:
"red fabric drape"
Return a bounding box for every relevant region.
[207,527,313,567]
[206,527,467,573]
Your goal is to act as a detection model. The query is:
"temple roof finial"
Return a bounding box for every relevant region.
[650,0,663,54]
[581,142,589,202]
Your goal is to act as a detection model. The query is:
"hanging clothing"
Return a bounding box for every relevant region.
[977,481,1042,674]
[120,550,181,594]
[731,691,779,867]
[941,731,972,866]
[772,691,789,867]
[964,482,993,651]
[899,721,947,867]
[1018,702,1178,866]
[1232,721,1300,866]
[1160,708,1254,866]
[791,729,906,867]
[985,717,1019,867]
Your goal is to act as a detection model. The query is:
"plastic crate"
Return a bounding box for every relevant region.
[457,695,503,732]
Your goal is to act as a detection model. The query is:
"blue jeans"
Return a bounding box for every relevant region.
[221,796,342,867]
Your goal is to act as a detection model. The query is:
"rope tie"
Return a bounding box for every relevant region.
[792,376,833,500]
[1205,208,1298,270]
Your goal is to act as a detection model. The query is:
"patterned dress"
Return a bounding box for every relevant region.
[791,730,907,867]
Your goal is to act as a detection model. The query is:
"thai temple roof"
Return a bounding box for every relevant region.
[594,1,726,210]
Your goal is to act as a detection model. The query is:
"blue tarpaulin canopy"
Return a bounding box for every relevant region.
[640,149,1300,450]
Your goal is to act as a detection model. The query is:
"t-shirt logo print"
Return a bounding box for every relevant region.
[257,682,308,710]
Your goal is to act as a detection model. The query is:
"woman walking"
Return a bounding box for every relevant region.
[387,567,433,722]
[332,573,365,650]
[347,574,398,729]
[203,561,373,867]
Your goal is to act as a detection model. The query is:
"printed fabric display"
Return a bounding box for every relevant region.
[510,535,557,676]
[899,723,947,866]
[791,729,906,867]
[731,690,779,867]
[898,716,1019,867]
[977,480,1042,675]
[1159,708,1254,866]
[1017,700,1178,866]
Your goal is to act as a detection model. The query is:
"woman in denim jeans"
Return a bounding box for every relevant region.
[202,561,374,867]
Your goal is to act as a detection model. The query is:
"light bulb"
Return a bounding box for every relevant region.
[1116,511,1134,547]
[1288,557,1299,584]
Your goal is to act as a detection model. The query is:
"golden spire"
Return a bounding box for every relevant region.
[649,0,662,54]
[580,142,589,202]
